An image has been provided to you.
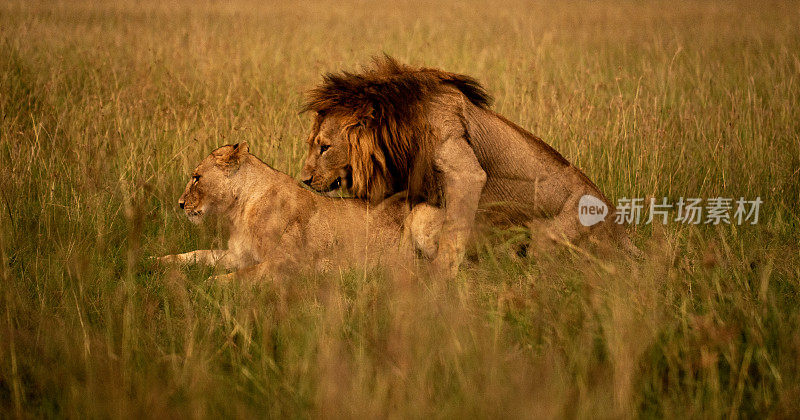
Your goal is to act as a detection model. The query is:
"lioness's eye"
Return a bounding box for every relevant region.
[320,144,330,154]
[192,175,201,183]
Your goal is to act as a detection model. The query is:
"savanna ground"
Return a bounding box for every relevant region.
[1,0,799,417]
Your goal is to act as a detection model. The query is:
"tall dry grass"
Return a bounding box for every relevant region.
[1,0,799,417]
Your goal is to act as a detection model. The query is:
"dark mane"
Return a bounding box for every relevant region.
[301,56,492,116]
[301,56,492,202]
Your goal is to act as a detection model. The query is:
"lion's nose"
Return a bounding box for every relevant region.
[178,199,185,209]
[302,176,313,186]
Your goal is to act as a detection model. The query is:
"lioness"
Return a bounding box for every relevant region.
[158,143,441,280]
[299,57,638,275]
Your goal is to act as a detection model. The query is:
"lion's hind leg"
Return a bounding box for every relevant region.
[527,189,643,260]
[526,190,595,259]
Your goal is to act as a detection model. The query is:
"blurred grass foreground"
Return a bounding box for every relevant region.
[1,0,799,417]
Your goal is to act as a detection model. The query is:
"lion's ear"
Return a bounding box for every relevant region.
[352,110,374,129]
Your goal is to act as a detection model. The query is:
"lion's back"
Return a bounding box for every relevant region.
[460,101,606,225]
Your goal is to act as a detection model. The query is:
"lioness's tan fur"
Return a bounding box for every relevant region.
[158,143,441,280]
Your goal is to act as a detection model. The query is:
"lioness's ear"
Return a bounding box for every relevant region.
[235,142,249,156]
[214,143,248,173]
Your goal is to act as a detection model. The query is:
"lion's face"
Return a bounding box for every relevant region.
[299,115,352,194]
[178,144,245,223]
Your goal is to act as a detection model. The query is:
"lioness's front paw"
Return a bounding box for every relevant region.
[156,255,181,264]
[209,272,237,282]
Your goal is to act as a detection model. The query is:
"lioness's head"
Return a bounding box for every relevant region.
[178,143,249,223]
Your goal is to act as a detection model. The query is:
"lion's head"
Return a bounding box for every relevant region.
[299,113,356,195]
[179,143,249,223]
[299,56,491,204]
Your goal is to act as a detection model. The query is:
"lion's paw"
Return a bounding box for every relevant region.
[431,255,460,279]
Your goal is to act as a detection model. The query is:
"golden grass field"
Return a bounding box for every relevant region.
[1,0,799,417]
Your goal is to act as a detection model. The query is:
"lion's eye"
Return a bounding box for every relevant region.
[320,144,330,154]
[192,175,201,183]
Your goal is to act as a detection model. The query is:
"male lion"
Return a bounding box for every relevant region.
[299,57,638,275]
[158,143,442,280]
